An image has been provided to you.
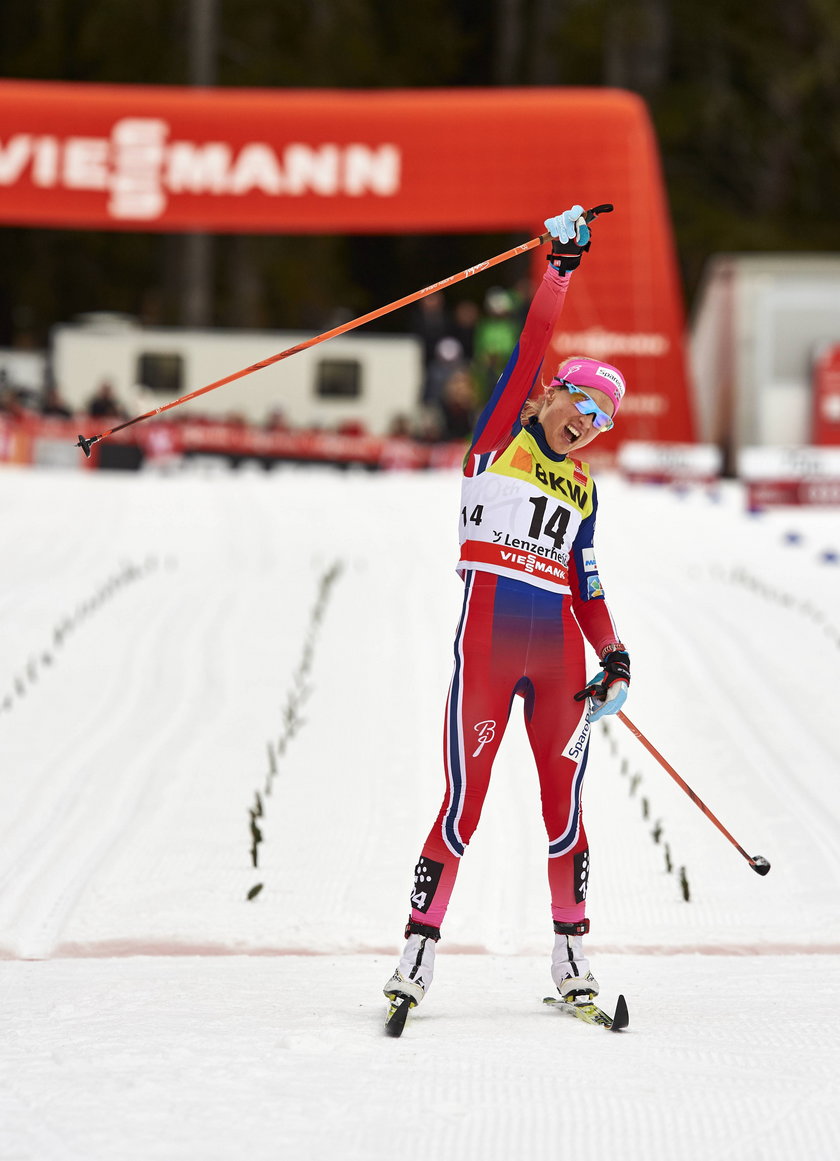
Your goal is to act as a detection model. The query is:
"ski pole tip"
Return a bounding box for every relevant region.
[75,433,98,458]
[750,855,771,876]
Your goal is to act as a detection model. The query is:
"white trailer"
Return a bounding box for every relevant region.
[689,254,840,460]
[49,316,424,436]
[0,349,47,394]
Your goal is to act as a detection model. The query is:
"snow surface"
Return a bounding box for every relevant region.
[1,462,839,1161]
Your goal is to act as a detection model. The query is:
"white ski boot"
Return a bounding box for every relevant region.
[383,923,439,1007]
[551,921,599,1000]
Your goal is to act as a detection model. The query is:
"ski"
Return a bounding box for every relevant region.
[543,992,629,1032]
[385,990,629,1036]
[384,992,413,1038]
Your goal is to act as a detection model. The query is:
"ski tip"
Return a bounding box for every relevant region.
[610,993,630,1032]
[384,993,412,1038]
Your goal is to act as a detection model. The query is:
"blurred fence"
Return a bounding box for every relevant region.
[0,414,468,472]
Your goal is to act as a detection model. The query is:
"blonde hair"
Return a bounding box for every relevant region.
[520,354,593,426]
[520,394,544,425]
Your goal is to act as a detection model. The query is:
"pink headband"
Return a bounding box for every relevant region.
[551,357,626,417]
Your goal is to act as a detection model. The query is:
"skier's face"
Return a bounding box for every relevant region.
[539,384,615,455]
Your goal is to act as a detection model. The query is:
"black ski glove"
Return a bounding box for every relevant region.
[574,648,630,722]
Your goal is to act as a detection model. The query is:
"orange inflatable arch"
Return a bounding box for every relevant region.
[0,81,693,443]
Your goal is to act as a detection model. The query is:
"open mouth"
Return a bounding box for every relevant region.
[563,423,581,444]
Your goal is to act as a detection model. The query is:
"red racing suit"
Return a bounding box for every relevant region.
[409,265,623,933]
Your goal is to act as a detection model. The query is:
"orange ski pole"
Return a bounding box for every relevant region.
[75,204,614,456]
[617,711,771,876]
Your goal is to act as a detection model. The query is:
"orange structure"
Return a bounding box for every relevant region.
[0,81,694,443]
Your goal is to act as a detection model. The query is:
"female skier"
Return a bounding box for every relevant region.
[385,204,630,1016]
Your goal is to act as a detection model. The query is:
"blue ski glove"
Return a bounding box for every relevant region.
[544,206,591,273]
[574,648,630,722]
[544,206,590,246]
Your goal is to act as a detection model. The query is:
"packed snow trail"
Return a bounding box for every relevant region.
[2,953,839,1161]
[1,464,839,1160]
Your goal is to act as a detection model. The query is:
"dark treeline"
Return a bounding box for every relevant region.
[1,0,839,347]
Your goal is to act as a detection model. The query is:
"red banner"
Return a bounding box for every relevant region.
[0,80,694,443]
[813,343,840,445]
[0,413,468,471]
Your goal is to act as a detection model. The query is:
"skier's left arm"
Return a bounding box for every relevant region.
[568,486,630,722]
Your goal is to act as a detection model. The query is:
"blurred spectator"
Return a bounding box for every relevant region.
[388,414,413,438]
[413,291,451,370]
[412,405,447,444]
[264,408,290,432]
[87,380,125,419]
[41,386,73,418]
[0,376,34,419]
[438,367,478,440]
[451,299,480,361]
[510,276,532,328]
[473,287,520,403]
[423,336,468,407]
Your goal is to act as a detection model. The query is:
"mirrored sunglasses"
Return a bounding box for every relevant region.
[555,379,615,431]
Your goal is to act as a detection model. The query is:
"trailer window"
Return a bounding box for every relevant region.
[315,358,361,399]
[136,352,184,395]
